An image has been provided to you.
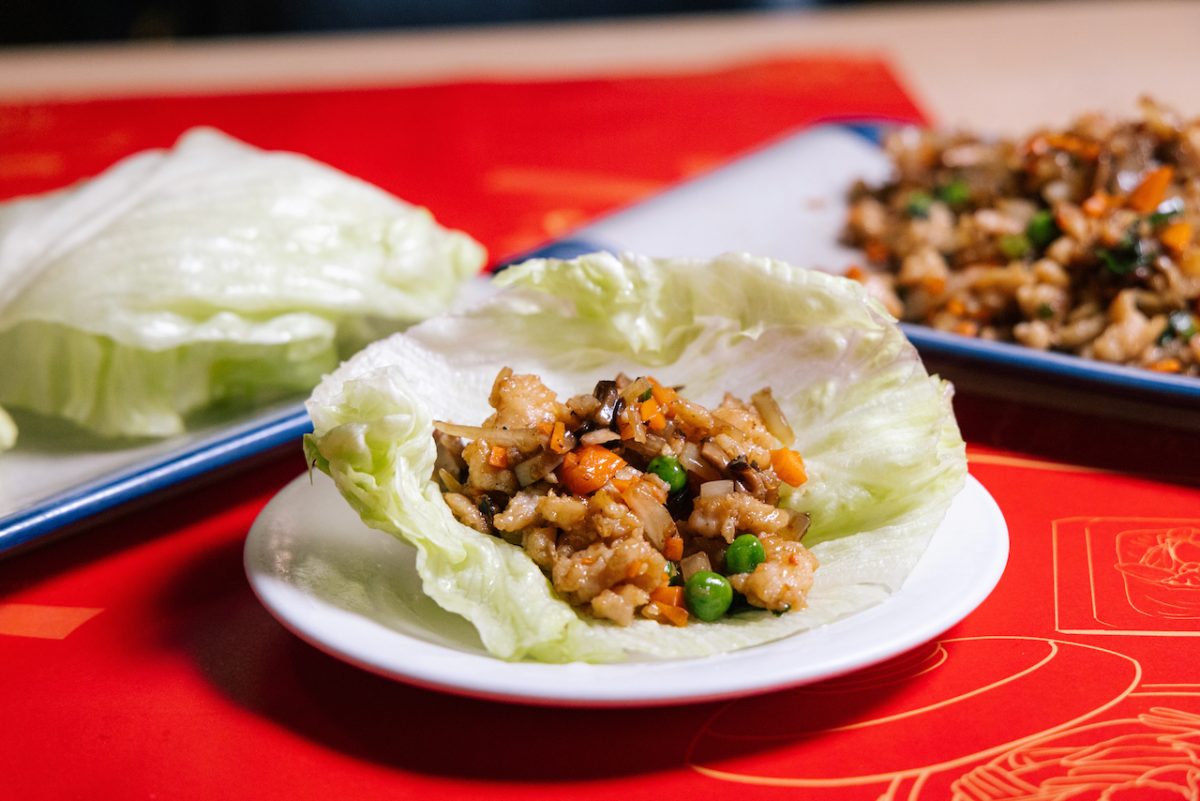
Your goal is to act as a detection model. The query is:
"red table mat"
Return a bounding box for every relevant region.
[0,56,922,263]
[4,56,1200,801]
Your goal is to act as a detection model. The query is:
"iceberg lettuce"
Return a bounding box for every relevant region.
[0,405,15,452]
[0,128,485,439]
[305,252,966,662]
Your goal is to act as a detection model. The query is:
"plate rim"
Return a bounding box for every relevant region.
[243,471,1008,708]
[0,403,311,557]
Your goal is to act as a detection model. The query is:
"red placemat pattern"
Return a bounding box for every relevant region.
[0,56,922,264]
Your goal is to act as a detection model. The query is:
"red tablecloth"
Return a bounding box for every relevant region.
[3,56,1200,801]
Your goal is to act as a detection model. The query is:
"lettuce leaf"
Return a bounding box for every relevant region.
[306,252,966,662]
[0,405,14,452]
[0,128,485,439]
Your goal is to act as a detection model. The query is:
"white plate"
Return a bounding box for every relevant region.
[244,471,1008,707]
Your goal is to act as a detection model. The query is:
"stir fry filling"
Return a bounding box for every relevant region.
[433,368,817,626]
[843,97,1200,376]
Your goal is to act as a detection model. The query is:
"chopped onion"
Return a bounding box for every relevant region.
[436,467,464,494]
[618,403,647,444]
[680,551,712,581]
[580,428,621,446]
[514,451,564,487]
[621,481,675,550]
[620,376,652,405]
[433,420,544,450]
[679,442,721,481]
[700,479,736,497]
[751,387,795,448]
[567,393,601,420]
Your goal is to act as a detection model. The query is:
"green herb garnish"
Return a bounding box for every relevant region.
[905,191,934,219]
[1026,209,1060,250]
[936,179,971,209]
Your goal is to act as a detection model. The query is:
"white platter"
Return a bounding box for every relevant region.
[244,471,1007,707]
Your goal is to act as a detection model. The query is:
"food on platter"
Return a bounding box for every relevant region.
[843,98,1200,376]
[434,368,818,627]
[0,406,14,453]
[0,128,484,442]
[303,252,966,662]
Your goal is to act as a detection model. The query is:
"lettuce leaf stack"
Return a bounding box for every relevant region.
[0,128,485,443]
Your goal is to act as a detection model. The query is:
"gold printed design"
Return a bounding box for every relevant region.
[687,637,1141,790]
[1054,517,1200,635]
[1115,527,1200,619]
[949,707,1200,800]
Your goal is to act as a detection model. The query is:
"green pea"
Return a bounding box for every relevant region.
[685,571,733,622]
[725,534,765,575]
[1026,209,1060,250]
[646,454,687,494]
[936,178,970,209]
[998,233,1031,260]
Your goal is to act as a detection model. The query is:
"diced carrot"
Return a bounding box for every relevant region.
[946,297,967,317]
[1161,221,1194,256]
[845,265,866,282]
[558,445,628,495]
[647,377,677,405]
[487,444,509,469]
[651,585,684,607]
[610,476,635,493]
[921,275,946,296]
[864,240,889,264]
[640,396,658,419]
[1053,206,1074,233]
[652,601,689,627]
[536,421,554,437]
[662,535,684,562]
[640,397,667,432]
[1041,132,1101,160]
[954,320,980,337]
[770,448,808,487]
[617,414,638,440]
[625,560,645,580]
[1150,358,1183,373]
[1128,166,1174,214]
[1082,192,1110,218]
[549,421,569,454]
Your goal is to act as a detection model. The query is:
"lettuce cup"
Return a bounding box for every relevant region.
[0,129,484,441]
[304,252,966,663]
